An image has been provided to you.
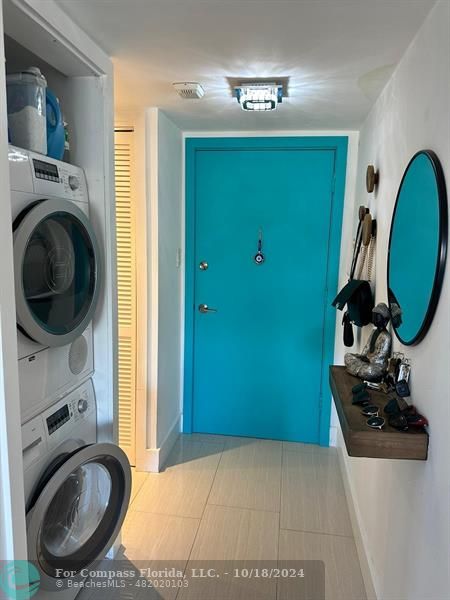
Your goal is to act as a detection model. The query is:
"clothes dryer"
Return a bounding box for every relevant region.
[9,146,101,422]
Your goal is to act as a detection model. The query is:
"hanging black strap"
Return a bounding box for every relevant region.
[342,312,354,347]
[350,218,363,280]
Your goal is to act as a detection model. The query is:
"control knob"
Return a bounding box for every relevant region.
[78,398,88,414]
[68,175,80,190]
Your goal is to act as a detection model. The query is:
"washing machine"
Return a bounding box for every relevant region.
[9,146,101,423]
[22,379,131,598]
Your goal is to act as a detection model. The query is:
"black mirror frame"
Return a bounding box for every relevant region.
[387,149,448,346]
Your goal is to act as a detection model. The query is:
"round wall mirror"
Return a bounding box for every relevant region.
[388,150,448,345]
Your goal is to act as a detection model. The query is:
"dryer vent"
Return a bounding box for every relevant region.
[173,82,205,99]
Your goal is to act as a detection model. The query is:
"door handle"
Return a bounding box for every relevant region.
[198,304,217,314]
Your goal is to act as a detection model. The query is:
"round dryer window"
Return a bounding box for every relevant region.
[13,199,102,347]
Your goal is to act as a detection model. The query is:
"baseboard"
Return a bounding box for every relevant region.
[336,436,378,600]
[137,413,181,473]
[158,413,182,470]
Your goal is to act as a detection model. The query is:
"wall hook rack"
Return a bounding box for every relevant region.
[366,164,379,193]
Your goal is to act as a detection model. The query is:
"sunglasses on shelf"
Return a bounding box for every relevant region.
[361,405,379,417]
[366,416,385,430]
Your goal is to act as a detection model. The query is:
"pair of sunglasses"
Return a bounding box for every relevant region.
[361,404,379,417]
[389,412,429,432]
[367,416,385,430]
[352,389,371,406]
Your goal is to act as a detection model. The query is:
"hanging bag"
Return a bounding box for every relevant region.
[332,207,376,346]
[333,279,373,327]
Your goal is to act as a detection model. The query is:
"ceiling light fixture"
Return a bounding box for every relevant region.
[235,83,283,111]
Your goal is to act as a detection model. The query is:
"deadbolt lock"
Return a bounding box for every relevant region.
[199,261,208,271]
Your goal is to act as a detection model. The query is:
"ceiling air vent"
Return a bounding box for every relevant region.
[173,82,205,99]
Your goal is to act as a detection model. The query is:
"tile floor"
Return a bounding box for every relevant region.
[86,435,367,599]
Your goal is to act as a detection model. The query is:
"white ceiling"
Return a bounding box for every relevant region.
[59,0,435,131]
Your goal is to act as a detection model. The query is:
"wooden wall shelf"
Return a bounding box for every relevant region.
[330,366,428,460]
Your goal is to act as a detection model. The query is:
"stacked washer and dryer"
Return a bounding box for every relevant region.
[9,146,131,598]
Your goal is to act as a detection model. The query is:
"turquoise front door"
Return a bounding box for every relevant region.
[185,137,347,444]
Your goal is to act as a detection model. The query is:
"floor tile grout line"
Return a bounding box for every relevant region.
[178,440,227,451]
[280,444,365,598]
[174,444,226,600]
[130,443,227,521]
[282,444,352,522]
[282,449,338,457]
[279,526,355,539]
[179,435,228,447]
[128,508,202,520]
[130,473,148,506]
[128,475,149,509]
[206,502,281,515]
[197,442,226,521]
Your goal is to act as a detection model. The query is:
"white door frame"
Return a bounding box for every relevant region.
[180,130,360,442]
[0,2,27,558]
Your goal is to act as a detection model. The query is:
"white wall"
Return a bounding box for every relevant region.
[337,3,450,599]
[155,111,183,448]
[141,108,183,470]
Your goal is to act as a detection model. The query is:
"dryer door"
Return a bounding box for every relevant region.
[13,198,101,347]
[26,443,131,588]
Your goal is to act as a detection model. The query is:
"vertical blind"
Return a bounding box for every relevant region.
[114,131,136,465]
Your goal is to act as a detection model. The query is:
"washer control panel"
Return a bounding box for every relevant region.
[45,386,91,435]
[33,158,60,183]
[22,379,96,471]
[46,404,70,435]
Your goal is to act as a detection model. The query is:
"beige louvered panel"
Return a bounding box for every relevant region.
[118,336,134,449]
[115,130,136,465]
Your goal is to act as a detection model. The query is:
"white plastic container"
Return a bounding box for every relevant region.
[6,67,47,154]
